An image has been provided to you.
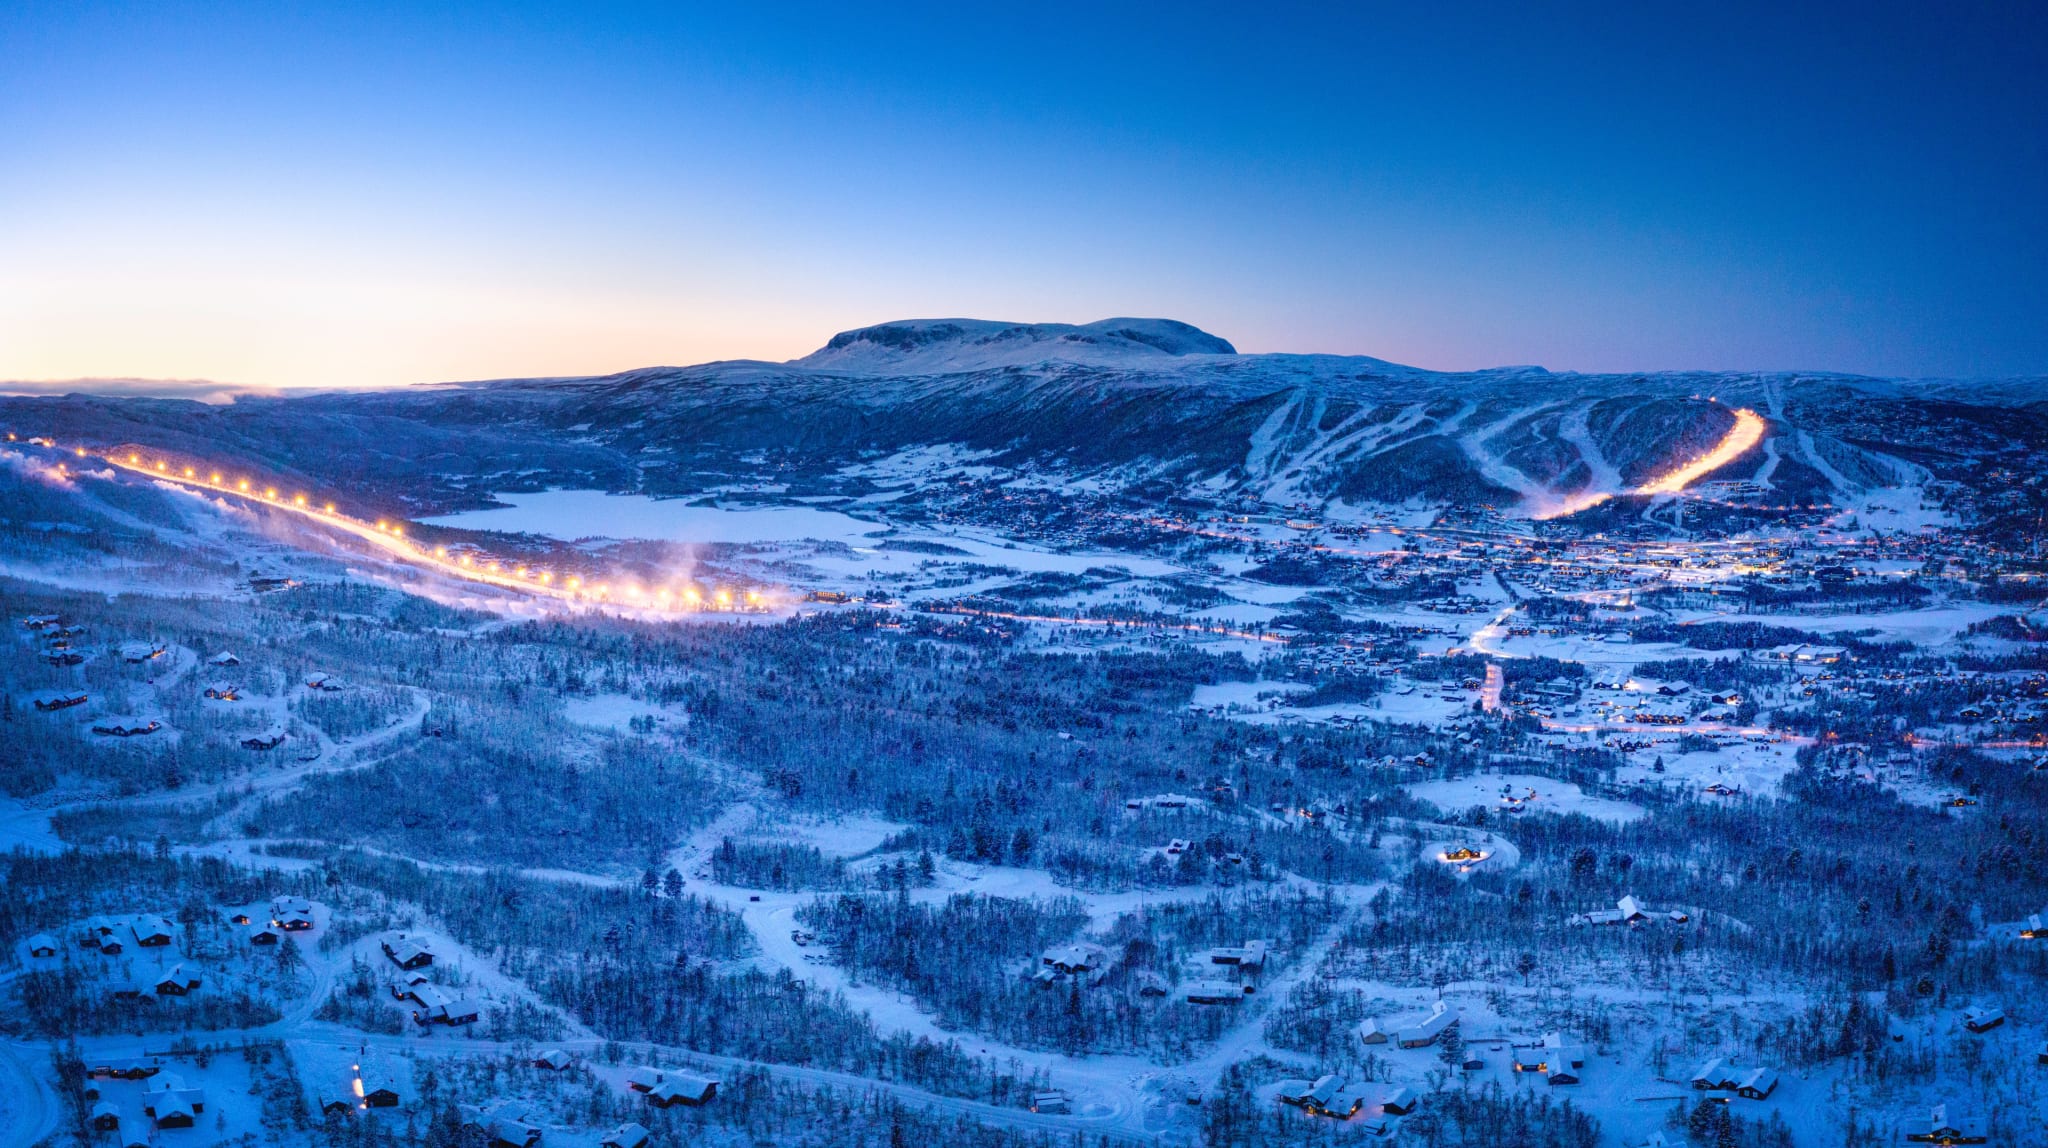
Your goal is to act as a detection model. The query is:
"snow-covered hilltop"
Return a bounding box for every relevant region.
[791,317,1239,373]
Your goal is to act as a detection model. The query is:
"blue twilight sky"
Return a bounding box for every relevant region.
[2,2,2045,388]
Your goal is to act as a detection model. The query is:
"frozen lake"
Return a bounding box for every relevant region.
[420,490,890,545]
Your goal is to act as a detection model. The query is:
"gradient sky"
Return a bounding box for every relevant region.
[3,2,2045,388]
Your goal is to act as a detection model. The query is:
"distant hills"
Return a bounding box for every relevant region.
[3,318,2044,531]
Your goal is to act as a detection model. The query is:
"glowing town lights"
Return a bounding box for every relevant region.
[265,488,277,499]
[184,467,195,478]
[128,453,139,463]
[434,546,447,557]
[684,588,701,604]
[539,572,552,584]
[77,449,87,458]
[391,525,403,537]
[716,590,732,606]
[294,494,307,506]
[325,503,336,513]
[237,479,250,491]
[566,576,580,589]
[155,461,166,471]
[459,555,473,567]
[211,472,222,483]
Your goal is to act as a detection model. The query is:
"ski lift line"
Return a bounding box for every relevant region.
[91,445,774,614]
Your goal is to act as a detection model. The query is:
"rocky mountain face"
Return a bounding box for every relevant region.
[4,319,2044,526]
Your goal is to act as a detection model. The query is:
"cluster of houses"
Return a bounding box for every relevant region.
[1276,1077,1418,1131]
[48,913,222,1001]
[377,932,483,1026]
[71,913,175,954]
[230,895,316,944]
[1029,937,1270,1005]
[80,1059,210,1137]
[392,975,480,1027]
[1509,1033,1587,1086]
[91,719,164,738]
[461,1103,654,1148]
[1689,1057,1779,1100]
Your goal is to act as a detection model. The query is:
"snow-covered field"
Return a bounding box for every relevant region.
[1406,772,1647,825]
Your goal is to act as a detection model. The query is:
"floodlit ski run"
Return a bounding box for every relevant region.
[65,443,778,615]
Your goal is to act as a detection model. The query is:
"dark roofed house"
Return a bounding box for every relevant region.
[357,1060,403,1108]
[463,1103,542,1148]
[153,965,203,996]
[602,1123,651,1148]
[1397,1002,1458,1048]
[646,1073,718,1108]
[131,916,174,947]
[383,934,435,970]
[1903,1104,1986,1145]
[1185,981,1243,1005]
[142,1074,206,1128]
[1691,1058,1740,1092]
[483,1113,540,1137]
[1963,1007,2005,1033]
[89,1058,160,1080]
[1737,1068,1778,1100]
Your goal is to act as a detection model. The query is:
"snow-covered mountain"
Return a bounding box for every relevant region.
[3,318,2043,528]
[790,317,1238,374]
